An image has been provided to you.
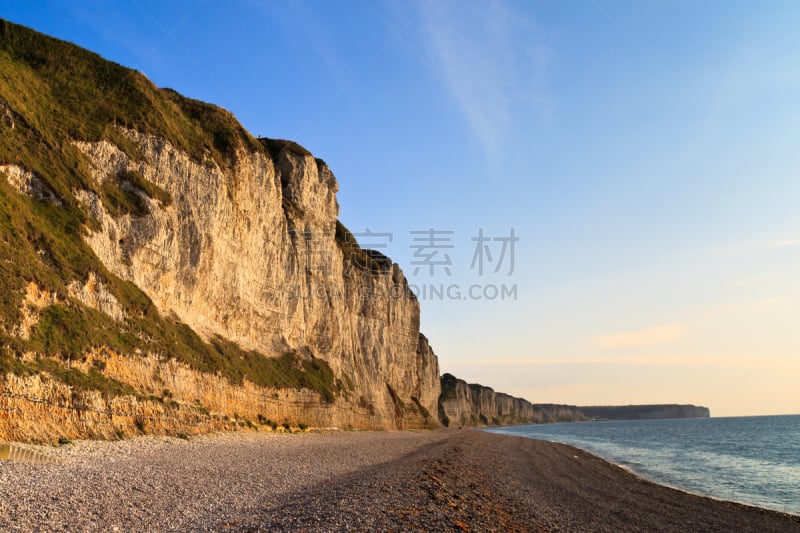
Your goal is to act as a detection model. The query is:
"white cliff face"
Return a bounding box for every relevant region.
[72,129,440,428]
[67,272,126,322]
[439,374,587,427]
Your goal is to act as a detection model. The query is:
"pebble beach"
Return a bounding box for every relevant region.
[1,429,799,532]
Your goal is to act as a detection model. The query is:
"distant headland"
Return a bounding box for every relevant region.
[578,404,710,420]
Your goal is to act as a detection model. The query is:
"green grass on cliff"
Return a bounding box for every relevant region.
[0,19,339,402]
[0,19,263,167]
[334,220,394,275]
[260,138,312,159]
[99,170,172,218]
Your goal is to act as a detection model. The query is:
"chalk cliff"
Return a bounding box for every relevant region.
[70,129,440,430]
[438,373,587,426]
[0,19,438,441]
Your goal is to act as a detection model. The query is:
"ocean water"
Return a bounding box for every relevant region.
[486,415,800,516]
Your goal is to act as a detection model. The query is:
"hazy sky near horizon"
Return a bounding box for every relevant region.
[3,1,799,417]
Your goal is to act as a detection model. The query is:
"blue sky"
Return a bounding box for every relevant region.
[3,1,799,416]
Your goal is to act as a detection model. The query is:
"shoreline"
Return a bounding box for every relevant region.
[481,426,800,518]
[508,433,799,519]
[530,437,800,519]
[2,429,799,531]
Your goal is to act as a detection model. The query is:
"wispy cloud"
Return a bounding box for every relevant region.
[768,239,800,248]
[712,236,800,258]
[418,0,551,161]
[591,323,691,348]
[455,353,790,370]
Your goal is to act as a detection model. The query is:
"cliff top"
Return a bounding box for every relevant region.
[0,18,268,167]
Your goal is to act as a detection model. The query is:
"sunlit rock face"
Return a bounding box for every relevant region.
[71,128,440,430]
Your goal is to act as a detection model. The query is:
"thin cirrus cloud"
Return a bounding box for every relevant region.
[714,236,800,256]
[590,323,691,349]
[418,0,551,161]
[769,239,800,248]
[456,354,785,370]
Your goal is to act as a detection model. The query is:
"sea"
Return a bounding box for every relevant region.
[485,414,800,516]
